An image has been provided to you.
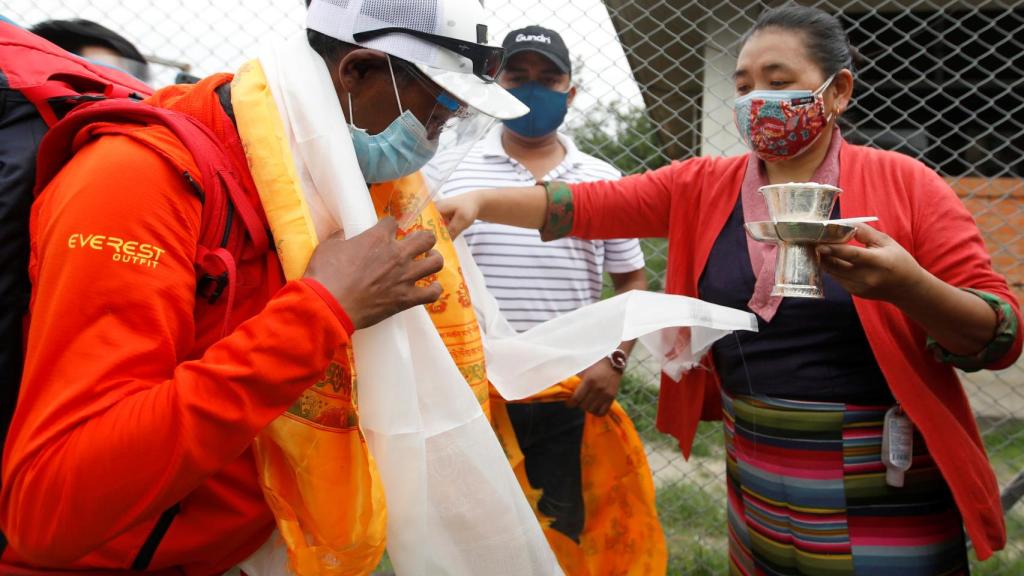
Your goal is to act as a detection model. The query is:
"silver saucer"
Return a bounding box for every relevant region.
[744,221,858,244]
[744,220,860,299]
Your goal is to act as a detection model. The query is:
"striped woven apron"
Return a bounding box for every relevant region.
[723,392,969,576]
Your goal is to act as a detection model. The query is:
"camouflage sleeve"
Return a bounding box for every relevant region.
[926,288,1019,372]
[539,181,575,242]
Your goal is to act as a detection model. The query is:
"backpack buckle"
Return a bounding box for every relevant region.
[197,272,229,304]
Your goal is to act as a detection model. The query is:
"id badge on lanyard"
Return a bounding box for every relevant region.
[881,405,913,487]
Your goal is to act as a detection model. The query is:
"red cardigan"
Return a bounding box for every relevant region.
[569,140,1021,560]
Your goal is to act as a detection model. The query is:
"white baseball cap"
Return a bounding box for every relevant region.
[306,0,529,120]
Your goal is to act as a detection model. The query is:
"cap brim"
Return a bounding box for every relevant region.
[414,64,529,120]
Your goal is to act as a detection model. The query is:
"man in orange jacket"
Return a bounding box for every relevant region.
[0,0,524,572]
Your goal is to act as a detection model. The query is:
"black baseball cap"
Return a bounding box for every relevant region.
[501,26,571,75]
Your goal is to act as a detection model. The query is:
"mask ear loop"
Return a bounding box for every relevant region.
[383,54,406,219]
[386,54,405,114]
[814,73,837,96]
[816,73,839,124]
[340,60,359,130]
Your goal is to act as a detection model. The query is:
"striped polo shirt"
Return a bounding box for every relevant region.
[435,127,645,332]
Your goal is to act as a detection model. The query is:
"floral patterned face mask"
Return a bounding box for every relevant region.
[734,75,835,162]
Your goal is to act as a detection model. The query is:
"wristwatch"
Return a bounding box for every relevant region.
[607,348,628,373]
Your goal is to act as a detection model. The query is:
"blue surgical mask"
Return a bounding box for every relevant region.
[348,56,439,183]
[502,82,569,138]
[350,108,438,183]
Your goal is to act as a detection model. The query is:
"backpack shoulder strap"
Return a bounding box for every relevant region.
[35,99,271,335]
[36,99,264,247]
[35,100,226,238]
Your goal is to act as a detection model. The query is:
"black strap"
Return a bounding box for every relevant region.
[130,503,181,571]
[214,82,236,127]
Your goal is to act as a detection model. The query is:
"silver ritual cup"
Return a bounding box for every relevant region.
[759,182,841,223]
[758,183,842,298]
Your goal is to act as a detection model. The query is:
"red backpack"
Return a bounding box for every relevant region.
[0,20,265,568]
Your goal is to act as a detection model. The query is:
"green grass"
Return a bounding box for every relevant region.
[973,557,1024,576]
[616,371,662,443]
[617,370,725,458]
[972,506,1024,575]
[657,479,729,575]
[689,422,726,459]
[980,416,1024,479]
[601,238,669,298]
[371,553,392,575]
[972,416,1024,575]
[641,238,669,292]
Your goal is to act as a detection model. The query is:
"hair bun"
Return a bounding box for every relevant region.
[848,44,865,73]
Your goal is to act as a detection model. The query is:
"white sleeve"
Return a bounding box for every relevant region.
[602,238,646,273]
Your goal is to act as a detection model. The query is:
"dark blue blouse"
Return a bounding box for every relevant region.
[697,195,894,404]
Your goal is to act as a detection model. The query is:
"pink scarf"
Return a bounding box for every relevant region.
[742,127,843,322]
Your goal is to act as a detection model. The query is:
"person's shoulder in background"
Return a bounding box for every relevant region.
[560,133,622,183]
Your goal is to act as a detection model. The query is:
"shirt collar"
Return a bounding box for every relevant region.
[481,125,508,158]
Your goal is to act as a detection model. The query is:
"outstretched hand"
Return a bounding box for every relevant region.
[817,224,925,303]
[436,193,481,239]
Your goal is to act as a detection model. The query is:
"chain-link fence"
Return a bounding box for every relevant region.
[4,0,1022,574]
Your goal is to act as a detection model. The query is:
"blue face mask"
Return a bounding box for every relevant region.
[348,57,439,183]
[502,82,569,138]
[350,108,438,183]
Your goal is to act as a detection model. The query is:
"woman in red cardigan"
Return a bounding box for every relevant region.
[439,5,1021,575]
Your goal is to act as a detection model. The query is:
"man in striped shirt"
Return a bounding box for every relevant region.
[438,25,647,413]
[435,27,659,570]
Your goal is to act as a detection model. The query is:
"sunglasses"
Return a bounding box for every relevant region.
[398,63,471,118]
[352,25,505,82]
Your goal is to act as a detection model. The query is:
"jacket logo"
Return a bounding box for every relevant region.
[516,33,551,44]
[67,233,166,269]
